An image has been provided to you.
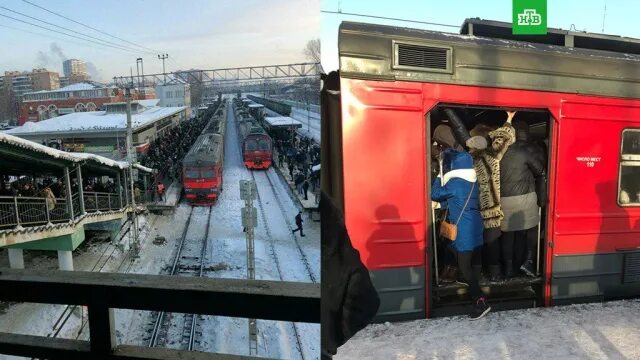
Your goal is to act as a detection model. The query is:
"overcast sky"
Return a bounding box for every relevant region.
[0,0,319,82]
[321,0,640,71]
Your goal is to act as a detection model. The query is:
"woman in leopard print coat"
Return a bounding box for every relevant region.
[467,112,516,280]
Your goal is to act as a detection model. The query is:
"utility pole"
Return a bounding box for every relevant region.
[158,54,169,84]
[240,180,258,355]
[125,86,140,258]
[136,58,142,89]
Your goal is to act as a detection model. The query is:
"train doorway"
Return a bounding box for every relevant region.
[426,104,553,317]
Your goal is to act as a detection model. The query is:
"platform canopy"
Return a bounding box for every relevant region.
[0,132,152,176]
[263,116,302,128]
[248,103,265,108]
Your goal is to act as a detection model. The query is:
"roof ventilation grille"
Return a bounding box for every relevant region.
[394,42,452,73]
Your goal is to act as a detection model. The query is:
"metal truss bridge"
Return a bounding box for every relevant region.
[112,62,321,88]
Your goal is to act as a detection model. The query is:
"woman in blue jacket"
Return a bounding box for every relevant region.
[432,148,491,320]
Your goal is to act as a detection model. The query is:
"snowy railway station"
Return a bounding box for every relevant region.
[0,97,320,360]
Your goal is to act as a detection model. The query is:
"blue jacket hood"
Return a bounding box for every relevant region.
[444,149,474,170]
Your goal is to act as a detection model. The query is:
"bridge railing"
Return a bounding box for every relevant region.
[0,192,126,230]
[0,269,320,359]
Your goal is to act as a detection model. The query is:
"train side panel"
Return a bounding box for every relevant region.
[341,79,428,321]
[551,99,640,303]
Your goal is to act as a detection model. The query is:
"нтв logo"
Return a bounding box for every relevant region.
[517,9,542,26]
[513,0,547,35]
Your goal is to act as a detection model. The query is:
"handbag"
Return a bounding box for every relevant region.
[440,182,475,241]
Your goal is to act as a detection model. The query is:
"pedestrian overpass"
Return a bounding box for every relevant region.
[0,133,154,271]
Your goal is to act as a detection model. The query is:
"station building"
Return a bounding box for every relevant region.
[18,83,155,125]
[6,99,185,160]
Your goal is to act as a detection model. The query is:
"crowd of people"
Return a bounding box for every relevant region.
[273,133,320,203]
[430,108,547,320]
[139,112,212,187]
[0,175,121,199]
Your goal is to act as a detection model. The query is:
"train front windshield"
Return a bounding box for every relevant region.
[245,140,258,151]
[185,168,199,179]
[184,168,216,179]
[258,139,270,151]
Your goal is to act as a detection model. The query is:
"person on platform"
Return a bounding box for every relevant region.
[156,181,165,202]
[321,192,380,359]
[292,211,305,237]
[302,178,310,201]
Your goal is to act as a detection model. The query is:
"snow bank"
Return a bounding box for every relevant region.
[0,132,153,172]
[264,116,302,127]
[6,106,184,135]
[335,299,640,360]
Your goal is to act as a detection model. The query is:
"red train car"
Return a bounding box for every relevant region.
[183,104,226,205]
[324,20,640,321]
[234,99,273,169]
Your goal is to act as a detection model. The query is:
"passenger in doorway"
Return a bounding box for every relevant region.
[499,117,546,278]
[156,181,165,202]
[431,124,464,282]
[465,112,516,281]
[292,211,305,237]
[432,148,491,320]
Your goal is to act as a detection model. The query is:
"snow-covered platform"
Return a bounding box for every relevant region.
[335,299,640,360]
[272,149,319,220]
[146,182,182,213]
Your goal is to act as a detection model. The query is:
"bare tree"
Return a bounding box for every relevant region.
[304,39,321,63]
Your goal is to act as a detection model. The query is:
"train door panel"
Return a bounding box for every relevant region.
[551,99,640,303]
[341,79,427,321]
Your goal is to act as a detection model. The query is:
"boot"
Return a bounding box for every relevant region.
[504,260,514,279]
[489,265,503,282]
[520,251,536,277]
[470,296,491,320]
[440,265,457,284]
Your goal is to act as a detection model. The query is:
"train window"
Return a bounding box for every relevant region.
[245,141,258,151]
[202,169,215,178]
[258,140,270,150]
[185,168,200,179]
[618,129,640,206]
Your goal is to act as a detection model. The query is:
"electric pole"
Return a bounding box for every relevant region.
[240,180,258,355]
[158,54,169,84]
[125,86,140,257]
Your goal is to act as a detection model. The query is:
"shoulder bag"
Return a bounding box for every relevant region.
[440,182,475,241]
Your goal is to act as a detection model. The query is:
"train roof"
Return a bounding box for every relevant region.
[202,117,224,135]
[183,133,223,166]
[339,21,640,99]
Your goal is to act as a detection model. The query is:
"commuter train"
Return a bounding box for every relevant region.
[323,19,640,321]
[182,101,226,205]
[246,94,292,116]
[234,98,273,169]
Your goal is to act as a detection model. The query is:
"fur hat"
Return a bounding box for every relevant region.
[466,136,488,150]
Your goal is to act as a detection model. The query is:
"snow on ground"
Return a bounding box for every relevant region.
[335,299,640,360]
[195,100,320,359]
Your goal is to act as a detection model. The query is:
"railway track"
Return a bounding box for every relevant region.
[249,170,307,360]
[147,205,212,350]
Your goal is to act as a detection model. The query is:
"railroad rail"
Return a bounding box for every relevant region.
[148,206,213,350]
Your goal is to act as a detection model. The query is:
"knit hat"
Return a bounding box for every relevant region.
[433,125,458,149]
[466,136,488,150]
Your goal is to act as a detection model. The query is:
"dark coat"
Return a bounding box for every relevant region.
[295,213,303,226]
[500,140,545,197]
[321,192,379,358]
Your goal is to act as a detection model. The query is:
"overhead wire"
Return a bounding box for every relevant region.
[0,12,150,55]
[0,6,154,55]
[321,10,459,28]
[22,0,161,54]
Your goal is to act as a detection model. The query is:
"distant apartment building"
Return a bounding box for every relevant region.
[155,80,191,117]
[18,83,155,125]
[63,59,90,84]
[31,68,60,91]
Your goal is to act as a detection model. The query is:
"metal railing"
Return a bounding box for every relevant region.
[0,269,320,359]
[0,192,126,230]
